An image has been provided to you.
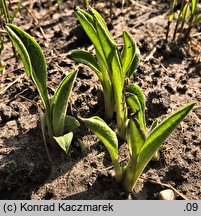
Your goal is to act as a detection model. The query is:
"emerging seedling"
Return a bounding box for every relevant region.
[68,6,140,138]
[81,84,195,192]
[0,0,23,55]
[166,0,201,40]
[6,24,79,153]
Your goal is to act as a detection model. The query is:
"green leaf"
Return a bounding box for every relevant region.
[126,84,146,131]
[126,47,140,78]
[80,116,118,161]
[136,102,196,184]
[6,24,49,109]
[121,31,136,77]
[64,115,80,133]
[127,119,146,158]
[179,3,191,21]
[95,14,116,59]
[51,70,77,136]
[195,13,201,23]
[168,12,174,23]
[74,8,105,61]
[80,115,123,181]
[0,0,10,23]
[150,119,158,132]
[0,64,5,72]
[54,132,73,153]
[6,25,32,77]
[125,84,145,112]
[93,9,117,61]
[90,7,116,44]
[191,0,198,16]
[67,49,103,82]
[168,0,177,22]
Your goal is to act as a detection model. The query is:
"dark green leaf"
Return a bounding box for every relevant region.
[127,119,146,158]
[6,24,49,109]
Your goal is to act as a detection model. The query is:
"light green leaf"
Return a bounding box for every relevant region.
[179,3,191,21]
[64,115,80,133]
[121,31,136,77]
[54,132,73,153]
[191,0,198,15]
[51,70,77,136]
[80,116,118,161]
[0,64,5,72]
[150,119,158,132]
[136,102,196,184]
[93,9,117,61]
[125,84,145,112]
[126,47,140,78]
[195,13,201,23]
[67,49,103,81]
[74,8,105,61]
[90,7,116,44]
[168,0,177,22]
[168,12,174,23]
[6,24,49,109]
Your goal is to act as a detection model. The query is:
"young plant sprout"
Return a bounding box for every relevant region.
[68,6,140,138]
[0,0,23,55]
[6,24,79,153]
[166,0,201,40]
[81,84,195,192]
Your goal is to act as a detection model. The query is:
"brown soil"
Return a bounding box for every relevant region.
[0,0,200,200]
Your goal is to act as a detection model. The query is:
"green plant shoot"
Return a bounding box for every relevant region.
[68,6,140,138]
[167,0,201,40]
[0,0,23,56]
[81,84,195,192]
[6,24,79,153]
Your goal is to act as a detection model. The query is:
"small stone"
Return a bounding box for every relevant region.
[159,189,175,200]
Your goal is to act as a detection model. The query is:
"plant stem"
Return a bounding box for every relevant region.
[122,158,137,193]
[84,0,89,6]
[115,90,127,139]
[103,85,114,121]
[113,159,124,183]
[173,0,184,40]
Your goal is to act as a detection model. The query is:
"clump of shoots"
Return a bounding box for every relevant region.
[68,6,140,138]
[6,24,80,154]
[81,84,195,192]
[166,0,201,41]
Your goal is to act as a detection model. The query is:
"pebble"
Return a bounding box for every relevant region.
[159,189,175,200]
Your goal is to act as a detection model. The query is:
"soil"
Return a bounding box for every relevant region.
[0,0,200,200]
